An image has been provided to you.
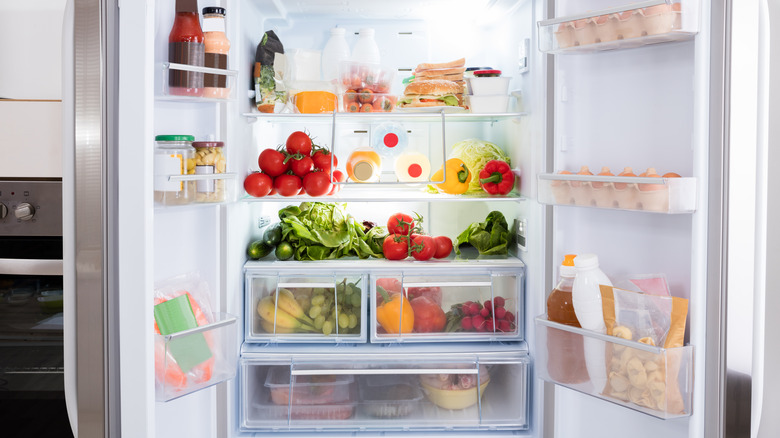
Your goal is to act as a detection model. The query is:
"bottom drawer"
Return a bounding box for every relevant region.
[239,352,529,432]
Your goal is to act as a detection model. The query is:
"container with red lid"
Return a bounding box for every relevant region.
[192,141,226,202]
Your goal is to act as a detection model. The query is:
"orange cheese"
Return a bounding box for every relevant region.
[293,91,337,114]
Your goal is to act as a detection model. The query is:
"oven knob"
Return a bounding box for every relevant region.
[0,203,7,219]
[14,203,35,221]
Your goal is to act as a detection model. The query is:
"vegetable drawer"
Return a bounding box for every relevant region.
[535,316,694,419]
[370,269,524,343]
[244,270,368,343]
[238,349,529,432]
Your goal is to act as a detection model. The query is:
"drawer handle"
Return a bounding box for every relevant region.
[291,368,478,376]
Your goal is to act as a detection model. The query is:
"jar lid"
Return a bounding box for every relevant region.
[192,141,224,148]
[202,7,226,15]
[474,69,502,77]
[155,135,195,142]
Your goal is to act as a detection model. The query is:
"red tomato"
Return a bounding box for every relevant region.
[274,174,302,197]
[344,90,358,103]
[302,171,332,197]
[407,286,443,306]
[328,169,346,195]
[258,149,289,177]
[383,234,409,260]
[387,213,414,236]
[312,150,337,172]
[243,172,273,197]
[346,102,360,112]
[360,103,373,112]
[433,236,453,258]
[411,235,437,261]
[285,131,313,156]
[289,155,314,177]
[372,95,395,112]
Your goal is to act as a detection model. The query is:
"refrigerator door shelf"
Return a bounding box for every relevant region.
[538,0,700,54]
[245,272,369,343]
[239,354,529,432]
[537,173,697,213]
[154,312,238,402]
[535,316,693,420]
[157,62,238,102]
[370,271,524,343]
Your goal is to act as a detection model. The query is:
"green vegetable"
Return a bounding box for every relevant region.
[247,240,273,260]
[263,223,283,246]
[278,202,388,261]
[454,211,511,256]
[447,139,511,194]
[275,241,294,260]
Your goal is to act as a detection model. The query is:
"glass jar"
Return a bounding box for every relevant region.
[192,141,226,202]
[154,135,196,205]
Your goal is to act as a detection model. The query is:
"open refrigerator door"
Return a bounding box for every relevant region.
[102,0,731,437]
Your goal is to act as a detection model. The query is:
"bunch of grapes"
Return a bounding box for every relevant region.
[295,278,361,336]
[444,296,515,333]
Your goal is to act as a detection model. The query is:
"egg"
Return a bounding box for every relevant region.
[614,167,636,190]
[592,166,613,189]
[638,167,665,192]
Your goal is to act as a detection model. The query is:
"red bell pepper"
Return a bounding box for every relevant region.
[410,296,447,333]
[479,160,515,195]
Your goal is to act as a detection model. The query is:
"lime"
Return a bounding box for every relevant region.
[247,240,272,260]
[275,241,294,261]
[263,223,283,246]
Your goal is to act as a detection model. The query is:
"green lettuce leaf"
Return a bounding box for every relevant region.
[454,211,510,256]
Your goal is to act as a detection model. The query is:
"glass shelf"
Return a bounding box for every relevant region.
[538,0,700,54]
[242,111,527,123]
[157,62,239,103]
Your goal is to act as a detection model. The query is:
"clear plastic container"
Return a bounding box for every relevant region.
[265,366,354,405]
[154,135,196,205]
[192,141,226,203]
[359,375,424,418]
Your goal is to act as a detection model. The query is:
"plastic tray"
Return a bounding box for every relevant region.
[370,271,524,343]
[358,375,424,418]
[537,173,697,213]
[538,0,700,54]
[535,316,693,419]
[265,366,355,405]
[244,272,368,343]
[154,312,238,402]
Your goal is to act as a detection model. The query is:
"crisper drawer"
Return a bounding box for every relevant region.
[371,270,524,343]
[245,271,367,343]
[535,316,693,419]
[239,351,529,433]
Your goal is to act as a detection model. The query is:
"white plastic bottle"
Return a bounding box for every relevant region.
[321,27,351,82]
[572,253,612,391]
[371,121,408,158]
[351,28,381,65]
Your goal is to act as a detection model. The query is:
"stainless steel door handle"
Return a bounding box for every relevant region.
[0,258,64,276]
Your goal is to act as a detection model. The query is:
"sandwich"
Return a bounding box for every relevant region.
[398,79,462,108]
[412,58,466,94]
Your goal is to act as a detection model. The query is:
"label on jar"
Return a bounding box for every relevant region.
[196,165,215,193]
[204,53,228,88]
[168,42,205,89]
[155,154,184,192]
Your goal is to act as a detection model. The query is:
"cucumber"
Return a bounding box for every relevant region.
[263,223,283,246]
[247,240,273,260]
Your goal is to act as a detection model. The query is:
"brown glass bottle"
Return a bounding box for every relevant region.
[547,255,589,384]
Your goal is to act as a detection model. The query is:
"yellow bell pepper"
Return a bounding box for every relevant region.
[432,158,472,195]
[376,286,414,334]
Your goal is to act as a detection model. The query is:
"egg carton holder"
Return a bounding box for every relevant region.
[537,0,700,54]
[537,173,697,214]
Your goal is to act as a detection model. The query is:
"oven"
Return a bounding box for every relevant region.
[0,179,72,436]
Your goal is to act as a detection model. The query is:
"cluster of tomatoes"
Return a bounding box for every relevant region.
[383,212,453,261]
[341,65,396,113]
[343,90,396,113]
[244,131,347,197]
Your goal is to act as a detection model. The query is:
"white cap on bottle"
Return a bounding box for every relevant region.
[359,28,375,36]
[573,253,599,269]
[330,27,346,35]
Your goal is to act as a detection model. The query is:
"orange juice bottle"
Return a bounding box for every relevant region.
[347,148,382,183]
[546,254,589,384]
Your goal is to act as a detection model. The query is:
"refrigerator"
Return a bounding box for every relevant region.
[61,0,776,437]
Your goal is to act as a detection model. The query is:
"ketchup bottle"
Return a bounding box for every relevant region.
[168,0,205,96]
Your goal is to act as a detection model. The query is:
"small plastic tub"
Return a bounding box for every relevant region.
[466,94,509,113]
[466,76,511,95]
[359,375,424,418]
[341,91,396,112]
[265,367,354,405]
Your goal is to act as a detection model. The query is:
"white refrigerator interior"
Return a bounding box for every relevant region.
[102,0,735,437]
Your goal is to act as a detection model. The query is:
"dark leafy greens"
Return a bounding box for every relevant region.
[454,211,511,256]
[279,202,387,261]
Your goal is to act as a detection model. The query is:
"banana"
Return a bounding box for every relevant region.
[275,288,315,324]
[256,295,316,331]
[259,318,294,334]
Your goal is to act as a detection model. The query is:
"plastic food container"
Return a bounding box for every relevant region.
[359,375,424,418]
[341,91,396,112]
[419,366,490,410]
[466,76,511,95]
[192,141,226,203]
[154,135,196,206]
[265,367,354,405]
[254,392,356,420]
[339,61,396,112]
[466,95,509,113]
